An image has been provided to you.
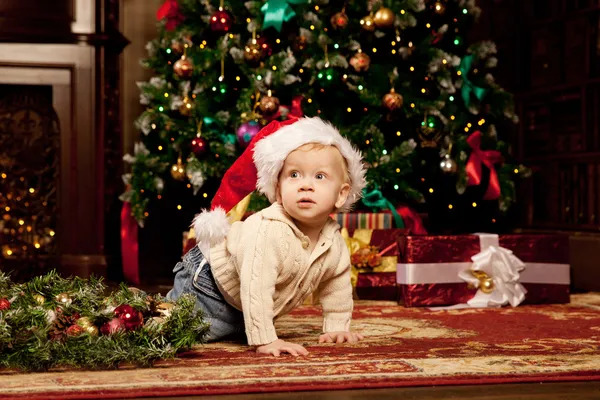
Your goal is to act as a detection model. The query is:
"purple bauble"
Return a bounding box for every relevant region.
[236,120,261,147]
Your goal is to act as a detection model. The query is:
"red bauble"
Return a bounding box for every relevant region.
[66,324,84,337]
[210,9,233,33]
[100,317,126,335]
[191,137,209,156]
[114,304,144,331]
[173,56,194,79]
[330,12,349,29]
[0,298,10,310]
[350,52,371,72]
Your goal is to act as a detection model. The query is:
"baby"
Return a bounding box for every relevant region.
[167,117,366,356]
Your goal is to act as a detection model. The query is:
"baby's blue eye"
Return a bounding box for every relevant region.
[291,171,299,178]
[316,173,325,180]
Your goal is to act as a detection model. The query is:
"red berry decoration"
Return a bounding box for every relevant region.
[100,317,126,335]
[114,304,144,331]
[0,298,10,310]
[210,8,233,33]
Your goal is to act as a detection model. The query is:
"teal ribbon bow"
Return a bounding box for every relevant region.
[261,0,306,32]
[203,117,236,144]
[459,55,487,108]
[361,188,405,229]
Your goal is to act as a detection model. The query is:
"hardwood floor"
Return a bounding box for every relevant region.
[157,381,600,399]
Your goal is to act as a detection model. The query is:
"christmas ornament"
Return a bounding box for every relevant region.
[244,40,263,64]
[440,154,458,174]
[191,136,208,156]
[374,7,395,29]
[350,51,371,72]
[171,40,185,54]
[156,302,174,317]
[173,56,194,79]
[76,316,99,336]
[317,67,337,86]
[0,298,10,310]
[114,304,144,331]
[179,96,193,116]
[382,88,403,111]
[56,292,73,306]
[360,15,375,31]
[419,115,443,147]
[259,92,280,115]
[331,11,348,29]
[434,1,445,14]
[100,317,126,335]
[210,8,233,32]
[170,157,186,180]
[33,294,45,305]
[293,35,308,52]
[237,120,262,147]
[66,324,84,337]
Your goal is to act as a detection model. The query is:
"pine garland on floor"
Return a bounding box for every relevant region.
[0,270,209,372]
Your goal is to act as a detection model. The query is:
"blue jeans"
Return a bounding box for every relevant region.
[166,246,245,342]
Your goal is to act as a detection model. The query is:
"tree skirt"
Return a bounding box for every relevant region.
[2,293,600,399]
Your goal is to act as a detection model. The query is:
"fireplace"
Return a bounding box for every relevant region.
[0,0,127,281]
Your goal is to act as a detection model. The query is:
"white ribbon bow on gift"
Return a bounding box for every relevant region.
[458,234,527,308]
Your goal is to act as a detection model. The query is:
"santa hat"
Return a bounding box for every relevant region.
[193,117,366,245]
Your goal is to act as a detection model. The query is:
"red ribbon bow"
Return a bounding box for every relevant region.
[266,95,304,121]
[465,131,502,200]
[157,0,183,31]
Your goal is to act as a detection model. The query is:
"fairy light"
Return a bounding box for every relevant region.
[408,41,413,47]
[366,140,370,145]
[463,8,468,14]
[464,127,469,132]
[394,185,399,190]
[450,115,455,120]
[421,88,426,93]
[157,195,162,200]
[478,119,486,125]
[314,5,319,10]
[276,38,281,44]
[151,124,156,129]
[334,44,339,49]
[307,98,312,103]
[442,59,448,64]
[401,9,405,14]
[34,243,40,249]
[396,131,401,136]
[18,219,24,226]
[177,205,182,210]
[448,204,453,209]
[358,85,364,90]
[299,68,304,73]
[29,188,34,194]
[164,93,169,97]
[158,106,164,112]
[457,71,462,76]
[372,48,377,53]
[382,150,388,155]
[429,188,434,193]
[257,75,262,80]
[1,173,6,179]
[410,103,415,108]
[391,41,396,46]
[49,230,55,236]
[391,49,396,54]
[472,202,477,207]
[310,25,315,30]
[272,66,277,70]
[166,48,172,54]
[246,18,251,23]
[4,206,9,211]
[410,66,415,71]
[347,107,352,112]
[449,96,454,101]
[467,123,472,128]
[203,193,208,198]
[396,168,401,173]
[426,23,431,28]
[514,168,519,174]
[144,212,149,217]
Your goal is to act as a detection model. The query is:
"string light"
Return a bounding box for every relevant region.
[382,150,388,155]
[426,23,431,28]
[365,140,370,144]
[314,5,319,10]
[391,50,396,54]
[372,48,377,53]
[1,173,6,179]
[157,195,162,200]
[334,44,339,49]
[463,8,468,14]
[246,18,251,23]
[396,131,401,136]
[347,107,352,112]
[396,168,401,173]
[358,85,364,90]
[464,127,469,132]
[472,202,477,207]
[29,188,35,194]
[151,124,157,129]
[158,106,164,112]
[448,204,453,209]
[410,66,415,71]
[449,96,454,101]
[442,59,447,64]
[310,25,315,30]
[144,212,149,217]
[429,188,434,193]
[203,193,208,198]
[307,98,312,103]
[391,41,396,46]
[236,76,240,81]
[514,168,519,174]
[272,66,277,70]
[478,119,486,125]
[166,48,172,54]
[394,185,399,190]
[164,93,169,97]
[457,71,462,76]
[410,103,415,108]
[299,68,304,73]
[257,75,262,80]
[50,230,55,236]
[276,38,281,44]
[467,123,472,128]
[177,205,182,210]
[450,115,455,120]
[401,9,405,14]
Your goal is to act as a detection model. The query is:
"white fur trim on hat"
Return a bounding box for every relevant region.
[252,117,366,212]
[192,207,230,245]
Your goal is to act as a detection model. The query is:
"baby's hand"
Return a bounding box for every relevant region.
[319,331,364,344]
[256,339,309,357]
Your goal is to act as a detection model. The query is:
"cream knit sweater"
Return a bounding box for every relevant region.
[208,203,353,346]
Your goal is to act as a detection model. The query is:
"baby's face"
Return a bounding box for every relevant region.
[277,144,350,227]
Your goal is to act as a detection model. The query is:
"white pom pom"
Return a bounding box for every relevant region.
[192,207,230,245]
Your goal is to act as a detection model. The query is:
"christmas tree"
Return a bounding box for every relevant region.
[121,0,528,233]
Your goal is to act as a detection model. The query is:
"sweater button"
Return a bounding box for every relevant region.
[302,239,309,249]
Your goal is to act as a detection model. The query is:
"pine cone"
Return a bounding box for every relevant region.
[49,311,80,341]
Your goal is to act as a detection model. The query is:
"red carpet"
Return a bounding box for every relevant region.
[1,293,600,399]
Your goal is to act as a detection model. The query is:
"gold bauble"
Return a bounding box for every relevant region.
[244,41,263,64]
[440,154,458,174]
[77,316,93,329]
[170,157,186,181]
[156,302,175,317]
[56,292,73,306]
[179,96,193,116]
[259,95,280,115]
[33,294,45,305]
[382,88,404,111]
[84,324,99,336]
[374,7,395,29]
[360,15,375,31]
[350,52,371,72]
[480,278,495,294]
[330,11,349,29]
[173,56,194,79]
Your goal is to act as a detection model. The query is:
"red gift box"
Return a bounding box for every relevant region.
[396,234,570,307]
[349,229,403,301]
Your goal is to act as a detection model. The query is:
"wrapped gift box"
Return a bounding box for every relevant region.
[331,212,393,233]
[396,234,570,307]
[346,228,403,301]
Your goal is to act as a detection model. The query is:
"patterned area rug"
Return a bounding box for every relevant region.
[2,293,600,399]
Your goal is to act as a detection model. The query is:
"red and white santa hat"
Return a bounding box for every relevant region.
[192,117,366,244]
